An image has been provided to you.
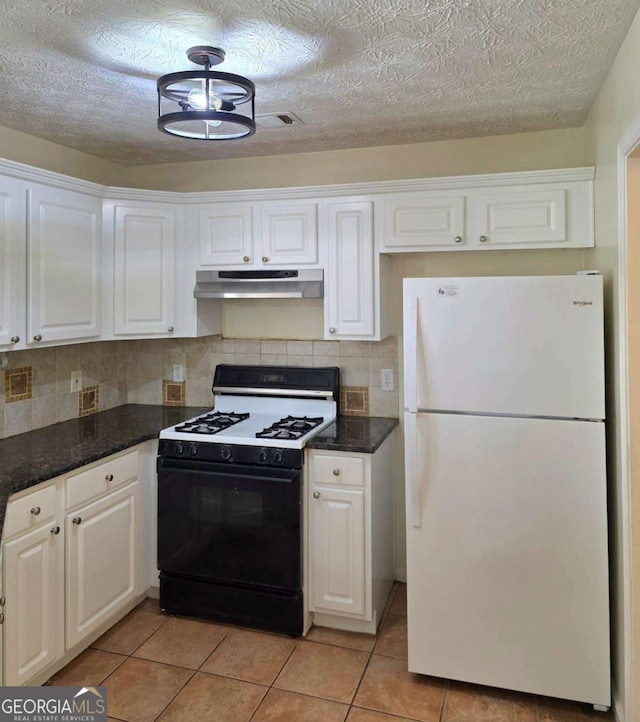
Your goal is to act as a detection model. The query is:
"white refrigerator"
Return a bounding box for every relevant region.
[403,274,610,709]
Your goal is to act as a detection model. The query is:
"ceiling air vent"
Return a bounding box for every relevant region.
[255,112,304,129]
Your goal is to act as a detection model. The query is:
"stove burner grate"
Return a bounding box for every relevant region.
[175,411,250,435]
[256,415,324,440]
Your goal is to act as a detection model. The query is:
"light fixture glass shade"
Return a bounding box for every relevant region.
[157,48,256,140]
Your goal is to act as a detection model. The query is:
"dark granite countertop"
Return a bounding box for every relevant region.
[306,416,399,454]
[0,406,398,540]
[0,404,209,539]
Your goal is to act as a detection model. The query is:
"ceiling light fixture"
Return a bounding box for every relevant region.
[157,46,256,140]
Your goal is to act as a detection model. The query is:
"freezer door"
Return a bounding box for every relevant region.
[403,275,605,419]
[405,411,610,706]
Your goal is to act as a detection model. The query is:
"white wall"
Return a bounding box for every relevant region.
[125,126,586,191]
[583,7,640,720]
[0,125,124,186]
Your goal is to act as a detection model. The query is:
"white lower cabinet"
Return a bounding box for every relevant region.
[307,432,396,634]
[3,519,64,686]
[1,446,144,685]
[311,486,366,616]
[65,481,139,649]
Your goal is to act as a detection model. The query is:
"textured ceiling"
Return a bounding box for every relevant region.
[0,0,638,167]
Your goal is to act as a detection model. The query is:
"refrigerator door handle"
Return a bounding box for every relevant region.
[405,412,421,528]
[405,295,418,413]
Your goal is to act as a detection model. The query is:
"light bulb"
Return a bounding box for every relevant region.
[187,87,223,112]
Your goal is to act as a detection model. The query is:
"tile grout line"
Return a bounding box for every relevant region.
[149,624,231,722]
[150,668,198,722]
[246,638,300,722]
[438,679,450,722]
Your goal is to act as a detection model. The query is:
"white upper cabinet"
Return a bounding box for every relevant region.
[378,171,594,252]
[27,185,101,345]
[198,202,253,266]
[197,200,319,268]
[466,185,571,247]
[0,177,26,350]
[382,192,466,250]
[325,199,376,339]
[111,203,177,337]
[258,201,318,265]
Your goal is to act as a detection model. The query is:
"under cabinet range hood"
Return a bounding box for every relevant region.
[194,269,324,299]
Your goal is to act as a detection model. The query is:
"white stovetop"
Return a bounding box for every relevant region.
[160,394,337,449]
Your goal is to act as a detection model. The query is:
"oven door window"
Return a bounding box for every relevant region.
[157,458,301,591]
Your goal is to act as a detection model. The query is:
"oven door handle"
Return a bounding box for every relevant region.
[157,457,299,483]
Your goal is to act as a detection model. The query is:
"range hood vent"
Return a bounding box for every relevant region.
[194,269,323,299]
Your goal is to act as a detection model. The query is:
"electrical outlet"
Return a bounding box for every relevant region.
[381,368,395,392]
[173,364,184,383]
[70,370,82,393]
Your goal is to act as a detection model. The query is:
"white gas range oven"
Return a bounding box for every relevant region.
[156,364,339,636]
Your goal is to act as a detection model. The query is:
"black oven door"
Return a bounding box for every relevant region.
[157,457,301,592]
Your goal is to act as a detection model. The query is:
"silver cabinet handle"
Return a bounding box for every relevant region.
[10,335,19,343]
[333,469,341,476]
[167,326,174,333]
[33,334,42,342]
[262,256,269,263]
[454,236,463,243]
[50,525,60,535]
[30,506,41,516]
[0,595,6,606]
[329,327,336,334]
[72,517,82,525]
[479,235,487,243]
[243,256,250,262]
[313,491,320,499]
[105,473,114,482]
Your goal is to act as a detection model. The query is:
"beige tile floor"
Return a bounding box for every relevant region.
[47,584,613,722]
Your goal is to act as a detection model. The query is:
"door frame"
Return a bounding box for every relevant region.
[615,117,640,721]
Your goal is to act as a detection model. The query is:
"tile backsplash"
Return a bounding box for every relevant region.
[0,335,399,439]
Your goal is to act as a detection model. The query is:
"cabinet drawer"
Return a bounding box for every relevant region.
[4,484,57,538]
[66,450,139,509]
[313,455,364,487]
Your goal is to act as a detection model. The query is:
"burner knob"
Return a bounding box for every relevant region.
[175,442,184,455]
[189,443,198,456]
[220,446,232,460]
[272,449,283,464]
[257,448,269,463]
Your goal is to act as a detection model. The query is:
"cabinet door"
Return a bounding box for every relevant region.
[27,185,101,344]
[113,205,175,336]
[3,524,63,685]
[326,200,375,338]
[198,202,253,266]
[0,177,26,349]
[467,186,568,247]
[65,481,139,649]
[381,192,466,250]
[310,486,365,616]
[259,202,318,265]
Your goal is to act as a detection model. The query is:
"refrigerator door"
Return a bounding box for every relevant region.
[403,275,605,419]
[405,411,610,706]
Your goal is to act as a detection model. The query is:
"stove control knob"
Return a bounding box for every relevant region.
[188,443,198,456]
[220,446,232,460]
[257,448,269,463]
[272,449,283,464]
[175,442,184,455]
